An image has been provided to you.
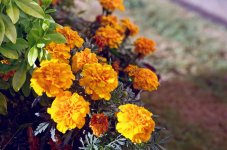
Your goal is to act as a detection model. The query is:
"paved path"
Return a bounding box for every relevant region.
[171,0,227,26]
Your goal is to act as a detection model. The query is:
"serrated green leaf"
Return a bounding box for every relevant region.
[14,0,45,19]
[28,46,38,66]
[0,46,18,59]
[12,62,27,92]
[43,33,66,44]
[0,16,5,45]
[0,92,7,115]
[2,15,17,44]
[6,1,20,24]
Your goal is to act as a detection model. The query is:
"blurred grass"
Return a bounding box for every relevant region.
[125,0,227,78]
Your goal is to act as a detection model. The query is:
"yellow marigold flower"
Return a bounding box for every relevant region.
[95,26,124,48]
[100,15,118,27]
[56,26,84,49]
[121,18,139,36]
[89,113,109,137]
[134,37,156,56]
[116,104,155,143]
[72,48,98,73]
[30,59,75,97]
[133,68,159,91]
[47,91,90,133]
[45,42,71,63]
[124,64,138,77]
[79,63,118,100]
[100,0,125,11]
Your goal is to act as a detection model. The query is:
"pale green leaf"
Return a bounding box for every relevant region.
[0,16,5,45]
[28,46,38,66]
[14,0,45,19]
[2,15,17,44]
[0,92,7,116]
[6,1,20,24]
[43,33,66,44]
[0,46,18,59]
[12,62,27,92]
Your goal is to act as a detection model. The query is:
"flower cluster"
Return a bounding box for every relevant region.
[26,0,162,148]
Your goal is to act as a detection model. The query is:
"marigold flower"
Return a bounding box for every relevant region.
[95,26,124,49]
[133,68,159,91]
[89,113,109,137]
[47,91,90,133]
[99,0,125,11]
[72,48,98,73]
[121,18,139,36]
[45,42,71,63]
[79,63,118,100]
[56,26,84,49]
[116,104,155,143]
[100,15,118,27]
[134,37,156,56]
[30,59,75,97]
[124,64,138,77]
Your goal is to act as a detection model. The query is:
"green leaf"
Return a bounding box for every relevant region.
[28,46,38,66]
[41,0,52,8]
[0,92,7,115]
[0,60,18,74]
[2,15,17,44]
[0,16,5,45]
[0,46,18,59]
[4,38,28,51]
[21,75,31,97]
[12,62,27,92]
[43,33,66,44]
[6,1,20,24]
[14,0,45,19]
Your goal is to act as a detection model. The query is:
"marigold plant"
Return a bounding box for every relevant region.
[0,0,166,149]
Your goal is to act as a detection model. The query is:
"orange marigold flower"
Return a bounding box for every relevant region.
[95,26,124,49]
[133,68,159,91]
[124,64,138,77]
[79,63,118,100]
[45,42,71,63]
[47,91,90,133]
[30,59,75,97]
[56,26,84,49]
[72,48,98,73]
[99,0,125,11]
[134,37,156,56]
[121,18,139,36]
[116,104,155,143]
[89,113,109,137]
[100,15,118,27]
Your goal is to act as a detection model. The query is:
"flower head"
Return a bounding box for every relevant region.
[134,37,156,56]
[56,26,84,49]
[125,65,159,91]
[90,113,109,137]
[79,63,118,100]
[72,48,98,73]
[124,64,138,77]
[121,18,139,36]
[95,26,124,48]
[99,0,125,12]
[30,59,75,97]
[116,104,155,143]
[47,91,90,133]
[100,15,118,27]
[45,42,71,63]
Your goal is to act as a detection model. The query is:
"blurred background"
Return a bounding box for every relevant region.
[62,0,227,149]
